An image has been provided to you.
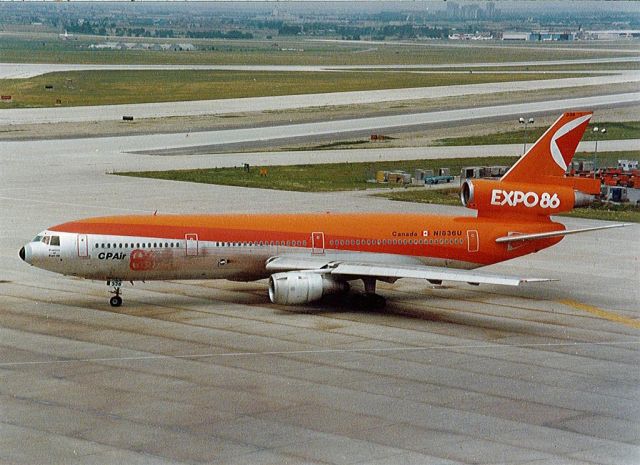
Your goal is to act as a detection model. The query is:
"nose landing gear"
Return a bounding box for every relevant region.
[108,279,123,307]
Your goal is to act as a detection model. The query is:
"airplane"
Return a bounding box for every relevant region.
[19,111,626,308]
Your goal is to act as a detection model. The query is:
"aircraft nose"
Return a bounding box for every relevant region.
[19,244,32,264]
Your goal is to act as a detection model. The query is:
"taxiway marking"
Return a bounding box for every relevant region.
[561,299,640,330]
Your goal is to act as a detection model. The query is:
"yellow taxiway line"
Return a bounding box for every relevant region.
[560,299,640,330]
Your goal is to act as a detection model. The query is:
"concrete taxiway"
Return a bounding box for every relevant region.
[3,93,639,160]
[1,125,639,464]
[2,73,639,125]
[2,57,638,78]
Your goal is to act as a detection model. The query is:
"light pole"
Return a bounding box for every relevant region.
[519,117,534,155]
[593,126,606,178]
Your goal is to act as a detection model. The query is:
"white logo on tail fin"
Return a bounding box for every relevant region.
[550,114,591,171]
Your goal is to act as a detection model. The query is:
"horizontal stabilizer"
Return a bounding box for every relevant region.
[495,223,629,244]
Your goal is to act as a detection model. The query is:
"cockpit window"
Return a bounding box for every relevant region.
[43,236,50,245]
[50,236,60,246]
[32,235,43,243]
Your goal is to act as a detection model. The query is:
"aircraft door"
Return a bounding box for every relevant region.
[185,233,199,256]
[467,230,479,252]
[77,234,88,257]
[311,232,325,255]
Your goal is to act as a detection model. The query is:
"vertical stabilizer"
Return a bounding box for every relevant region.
[501,111,592,184]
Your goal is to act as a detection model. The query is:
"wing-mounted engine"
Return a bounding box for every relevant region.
[460,179,595,217]
[268,272,349,305]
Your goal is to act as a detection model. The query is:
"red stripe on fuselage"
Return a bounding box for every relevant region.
[49,213,562,266]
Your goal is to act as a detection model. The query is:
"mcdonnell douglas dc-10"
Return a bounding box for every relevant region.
[20,112,625,308]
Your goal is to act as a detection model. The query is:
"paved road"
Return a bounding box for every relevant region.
[2,73,639,125]
[1,126,638,464]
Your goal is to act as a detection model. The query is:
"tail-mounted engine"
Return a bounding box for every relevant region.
[461,179,595,216]
[269,272,349,305]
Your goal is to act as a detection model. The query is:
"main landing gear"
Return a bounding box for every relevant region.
[359,278,386,309]
[108,279,123,307]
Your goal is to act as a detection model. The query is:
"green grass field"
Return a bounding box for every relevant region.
[0,69,587,108]
[1,35,632,66]
[117,156,521,192]
[117,151,634,192]
[118,151,639,222]
[434,122,640,146]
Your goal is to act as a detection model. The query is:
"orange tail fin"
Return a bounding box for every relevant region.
[501,111,592,184]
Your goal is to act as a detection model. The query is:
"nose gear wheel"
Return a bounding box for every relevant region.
[108,279,123,307]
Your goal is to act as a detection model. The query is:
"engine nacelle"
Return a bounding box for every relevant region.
[268,272,349,305]
[460,179,594,216]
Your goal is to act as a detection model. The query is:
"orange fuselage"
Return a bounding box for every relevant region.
[50,213,564,271]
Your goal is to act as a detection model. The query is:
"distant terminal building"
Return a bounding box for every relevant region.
[89,42,196,51]
[585,30,640,40]
[502,31,575,41]
[501,32,529,41]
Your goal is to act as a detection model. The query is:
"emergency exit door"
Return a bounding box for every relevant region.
[77,234,88,258]
[467,230,479,252]
[185,233,199,256]
[311,232,325,255]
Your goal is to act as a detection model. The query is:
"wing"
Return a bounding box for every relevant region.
[265,256,553,287]
[495,223,628,244]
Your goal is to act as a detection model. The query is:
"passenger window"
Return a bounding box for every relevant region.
[119,243,122,248]
[148,243,151,248]
[165,243,168,248]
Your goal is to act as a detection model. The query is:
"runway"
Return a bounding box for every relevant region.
[2,57,639,78]
[3,93,639,164]
[2,72,639,125]
[1,126,639,464]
